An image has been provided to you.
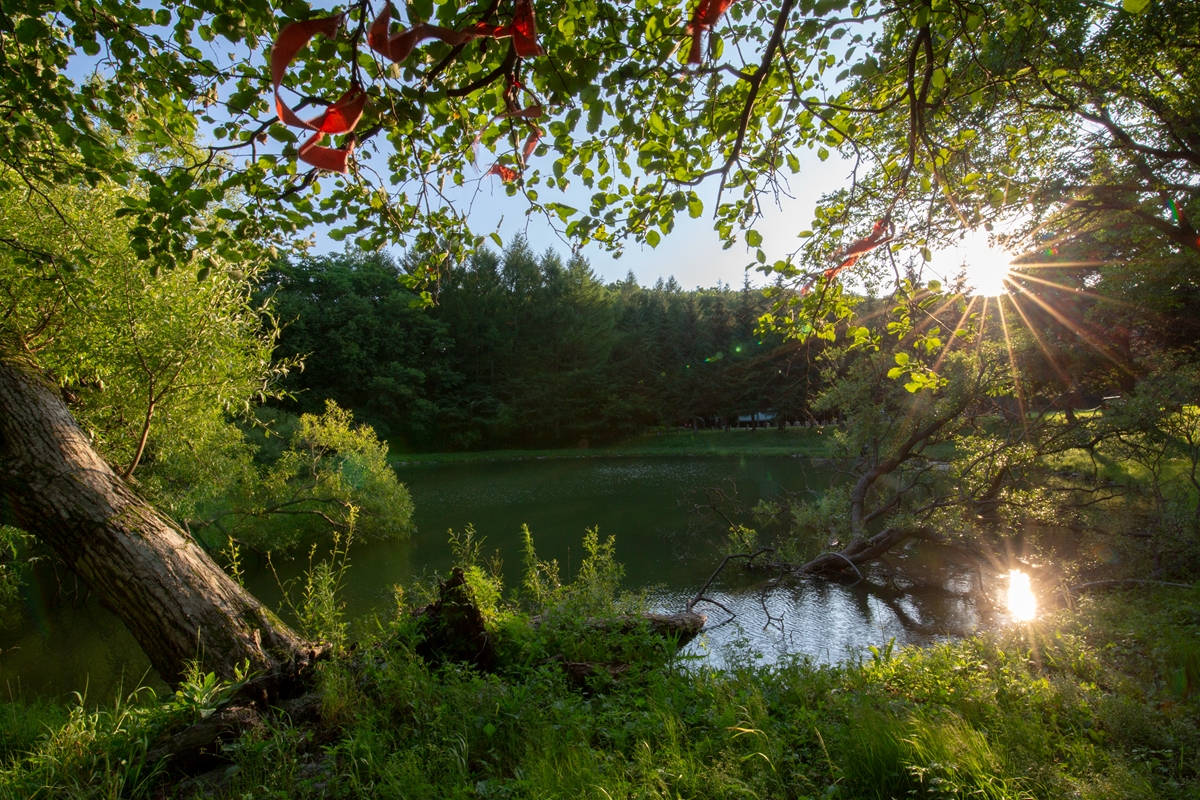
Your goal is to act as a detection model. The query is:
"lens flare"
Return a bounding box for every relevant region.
[1006,570,1036,621]
[932,227,1014,297]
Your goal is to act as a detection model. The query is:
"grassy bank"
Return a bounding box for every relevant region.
[388,427,841,464]
[3,581,1198,799]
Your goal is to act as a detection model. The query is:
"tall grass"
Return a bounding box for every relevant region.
[2,572,1197,799]
[0,684,169,799]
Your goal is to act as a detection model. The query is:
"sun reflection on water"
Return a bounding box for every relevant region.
[1007,570,1037,621]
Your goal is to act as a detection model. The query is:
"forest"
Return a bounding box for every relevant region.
[2,0,1199,797]
[262,240,823,450]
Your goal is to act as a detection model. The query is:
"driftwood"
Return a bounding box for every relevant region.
[631,611,707,643]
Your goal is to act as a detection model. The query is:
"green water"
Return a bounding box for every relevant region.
[0,456,985,701]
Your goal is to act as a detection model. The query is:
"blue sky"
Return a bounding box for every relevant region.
[454,147,858,289]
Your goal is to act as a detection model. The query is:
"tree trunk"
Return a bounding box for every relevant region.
[0,356,307,687]
[798,526,944,577]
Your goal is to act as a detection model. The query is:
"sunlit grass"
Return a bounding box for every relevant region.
[2,583,1198,798]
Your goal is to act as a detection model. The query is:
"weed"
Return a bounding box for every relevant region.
[271,520,356,650]
[4,548,1198,800]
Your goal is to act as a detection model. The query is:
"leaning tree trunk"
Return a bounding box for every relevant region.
[799,526,945,577]
[0,356,307,686]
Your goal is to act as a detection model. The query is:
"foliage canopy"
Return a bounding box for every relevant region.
[4,0,1194,302]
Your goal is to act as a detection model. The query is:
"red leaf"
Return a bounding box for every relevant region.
[480,0,543,58]
[486,164,519,182]
[700,0,734,27]
[313,88,367,134]
[511,105,543,120]
[521,128,542,162]
[686,0,734,65]
[271,13,365,173]
[688,29,704,65]
[464,22,507,39]
[687,0,712,35]
[508,0,544,58]
[472,105,544,164]
[799,217,895,296]
[369,3,467,63]
[271,15,342,93]
[271,15,345,131]
[298,132,355,173]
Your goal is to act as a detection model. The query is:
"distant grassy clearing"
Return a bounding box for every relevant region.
[388,427,841,464]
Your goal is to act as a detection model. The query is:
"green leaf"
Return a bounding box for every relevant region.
[895,352,909,366]
[1122,0,1150,13]
[688,196,703,219]
[887,366,905,379]
[646,229,661,247]
[746,230,763,247]
[411,0,434,22]
[489,232,503,248]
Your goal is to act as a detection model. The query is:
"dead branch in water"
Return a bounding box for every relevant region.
[687,547,777,614]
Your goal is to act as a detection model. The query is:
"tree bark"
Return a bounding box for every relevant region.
[0,356,307,686]
[798,526,944,577]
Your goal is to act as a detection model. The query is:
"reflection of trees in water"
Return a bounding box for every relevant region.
[690,555,992,662]
[677,472,996,652]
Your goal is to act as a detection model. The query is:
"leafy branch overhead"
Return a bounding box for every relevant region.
[2,0,1194,302]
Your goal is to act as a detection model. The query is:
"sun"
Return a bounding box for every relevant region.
[1006,569,1037,621]
[933,228,1014,297]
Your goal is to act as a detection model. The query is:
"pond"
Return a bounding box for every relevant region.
[0,456,988,701]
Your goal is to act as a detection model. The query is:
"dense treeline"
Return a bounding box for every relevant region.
[261,238,825,450]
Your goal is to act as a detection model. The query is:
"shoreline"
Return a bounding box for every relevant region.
[387,427,841,464]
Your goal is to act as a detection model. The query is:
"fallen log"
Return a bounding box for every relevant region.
[538,655,632,689]
[634,611,707,643]
[145,705,263,776]
[530,610,707,646]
